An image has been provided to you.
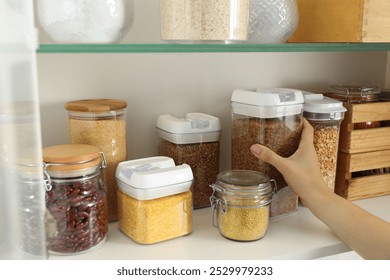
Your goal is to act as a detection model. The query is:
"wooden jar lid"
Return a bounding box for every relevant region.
[64,99,127,112]
[43,144,101,172]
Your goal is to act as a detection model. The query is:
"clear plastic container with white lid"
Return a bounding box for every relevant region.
[303,92,346,191]
[156,113,221,209]
[231,88,304,219]
[116,156,193,244]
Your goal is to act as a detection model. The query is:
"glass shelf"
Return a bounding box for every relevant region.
[37,43,390,53]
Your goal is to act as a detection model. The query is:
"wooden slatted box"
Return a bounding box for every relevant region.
[335,101,390,200]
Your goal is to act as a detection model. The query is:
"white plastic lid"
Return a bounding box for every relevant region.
[156,113,221,144]
[116,156,193,200]
[303,93,347,113]
[231,89,304,118]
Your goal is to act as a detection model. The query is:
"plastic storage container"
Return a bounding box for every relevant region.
[156,113,221,209]
[210,170,273,241]
[303,92,346,191]
[231,88,304,219]
[64,99,127,222]
[43,144,108,255]
[36,0,134,43]
[325,85,381,129]
[116,156,193,244]
[160,0,249,43]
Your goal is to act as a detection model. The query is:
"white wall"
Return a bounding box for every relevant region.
[34,0,388,171]
[36,51,387,172]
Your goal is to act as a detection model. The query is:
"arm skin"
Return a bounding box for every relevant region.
[250,118,390,260]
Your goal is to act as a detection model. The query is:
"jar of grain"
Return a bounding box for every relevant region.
[210,170,273,241]
[156,113,221,209]
[64,99,127,222]
[160,0,249,43]
[116,156,193,244]
[43,144,108,255]
[325,85,381,129]
[231,88,304,219]
[303,92,346,191]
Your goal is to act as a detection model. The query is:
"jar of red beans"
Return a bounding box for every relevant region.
[43,144,108,255]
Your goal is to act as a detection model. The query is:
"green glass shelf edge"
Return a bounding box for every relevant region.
[37,43,390,53]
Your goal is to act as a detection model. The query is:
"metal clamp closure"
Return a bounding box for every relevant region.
[270,178,278,195]
[209,184,227,228]
[43,153,106,192]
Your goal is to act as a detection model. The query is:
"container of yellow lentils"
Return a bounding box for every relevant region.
[115,156,193,244]
[210,170,273,241]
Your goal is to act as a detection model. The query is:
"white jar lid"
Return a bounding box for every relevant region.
[156,113,221,144]
[231,88,304,118]
[303,92,347,121]
[116,156,193,200]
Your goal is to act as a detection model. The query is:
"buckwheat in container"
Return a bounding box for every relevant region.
[156,113,221,209]
[43,144,108,255]
[64,99,127,222]
[160,0,249,43]
[116,156,193,244]
[231,88,304,219]
[210,170,273,241]
[303,92,346,191]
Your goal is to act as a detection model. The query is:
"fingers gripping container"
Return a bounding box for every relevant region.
[210,170,273,241]
[156,113,221,209]
[303,92,346,191]
[116,156,193,244]
[231,88,304,219]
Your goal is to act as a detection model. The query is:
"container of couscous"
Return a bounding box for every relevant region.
[115,156,193,244]
[160,0,249,43]
[210,170,273,241]
[64,99,127,223]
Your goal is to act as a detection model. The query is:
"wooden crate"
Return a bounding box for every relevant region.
[335,101,390,200]
[288,0,390,43]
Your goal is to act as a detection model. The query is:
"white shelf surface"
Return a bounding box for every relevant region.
[49,195,390,260]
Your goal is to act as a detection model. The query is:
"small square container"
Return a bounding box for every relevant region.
[156,113,221,209]
[116,156,193,244]
[231,88,304,219]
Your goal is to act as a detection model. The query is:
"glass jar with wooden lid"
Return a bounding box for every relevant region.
[43,144,108,255]
[64,99,127,222]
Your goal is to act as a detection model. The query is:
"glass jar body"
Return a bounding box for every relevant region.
[160,0,249,43]
[67,110,127,222]
[210,170,273,241]
[45,168,108,255]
